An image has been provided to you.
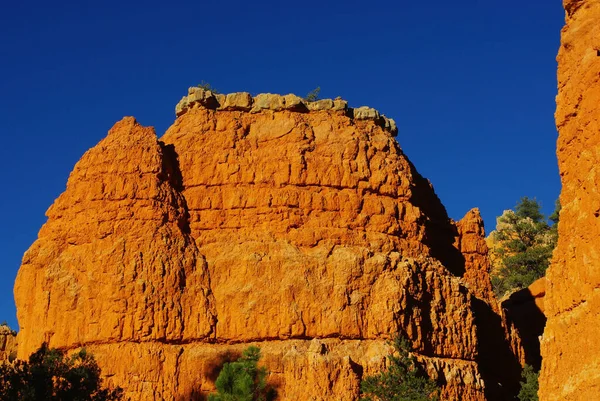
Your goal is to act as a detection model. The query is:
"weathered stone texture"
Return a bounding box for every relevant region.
[15,97,519,400]
[455,209,496,305]
[539,1,600,399]
[15,117,216,356]
[0,325,17,363]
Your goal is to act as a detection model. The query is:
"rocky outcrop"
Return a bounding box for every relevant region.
[455,209,496,305]
[502,278,546,370]
[0,325,17,363]
[15,118,216,356]
[15,91,520,400]
[539,1,600,399]
[175,88,397,134]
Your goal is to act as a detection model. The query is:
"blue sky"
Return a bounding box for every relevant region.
[0,1,564,329]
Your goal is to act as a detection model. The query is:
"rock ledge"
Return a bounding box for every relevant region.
[175,87,398,134]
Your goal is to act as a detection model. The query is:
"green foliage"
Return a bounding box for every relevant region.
[514,197,545,222]
[549,199,561,233]
[304,86,321,102]
[491,197,559,297]
[0,343,123,401]
[518,365,539,401]
[197,80,219,93]
[208,346,275,401]
[360,336,439,401]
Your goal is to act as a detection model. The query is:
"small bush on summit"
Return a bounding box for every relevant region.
[360,336,439,401]
[198,80,220,94]
[209,346,276,401]
[517,365,539,401]
[0,343,123,401]
[304,86,321,102]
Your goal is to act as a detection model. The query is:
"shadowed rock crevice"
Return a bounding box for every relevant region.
[473,298,522,401]
[405,158,466,277]
[160,142,191,235]
[502,280,546,370]
[160,142,185,191]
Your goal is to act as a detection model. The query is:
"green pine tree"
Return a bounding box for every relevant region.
[304,87,321,102]
[0,343,123,401]
[490,197,559,297]
[517,365,539,401]
[360,336,439,401]
[197,81,219,93]
[209,346,275,401]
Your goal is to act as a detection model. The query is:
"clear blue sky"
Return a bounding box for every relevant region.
[0,1,564,329]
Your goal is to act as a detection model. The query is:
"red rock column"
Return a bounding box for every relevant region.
[540,0,600,399]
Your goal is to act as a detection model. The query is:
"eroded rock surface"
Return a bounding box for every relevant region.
[15,117,216,355]
[455,209,496,305]
[15,92,520,400]
[0,325,17,363]
[540,1,600,399]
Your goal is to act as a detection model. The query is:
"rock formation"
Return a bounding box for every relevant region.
[15,89,521,400]
[502,278,546,370]
[0,325,17,363]
[539,0,600,399]
[455,209,496,305]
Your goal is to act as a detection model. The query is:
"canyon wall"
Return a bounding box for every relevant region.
[539,0,600,399]
[15,90,521,400]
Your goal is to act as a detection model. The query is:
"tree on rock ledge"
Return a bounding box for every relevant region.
[489,197,559,297]
[0,343,123,401]
[209,346,275,401]
[360,336,439,401]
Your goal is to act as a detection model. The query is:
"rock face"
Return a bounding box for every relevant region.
[0,325,17,363]
[15,90,520,400]
[539,1,600,399]
[502,278,546,370]
[455,209,496,305]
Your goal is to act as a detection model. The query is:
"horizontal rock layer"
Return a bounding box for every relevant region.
[175,88,397,134]
[15,98,520,400]
[87,339,484,401]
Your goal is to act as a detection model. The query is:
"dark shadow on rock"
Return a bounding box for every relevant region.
[348,356,364,383]
[160,143,184,191]
[160,142,191,235]
[405,157,466,277]
[400,264,436,356]
[502,288,547,370]
[175,391,206,401]
[473,298,523,401]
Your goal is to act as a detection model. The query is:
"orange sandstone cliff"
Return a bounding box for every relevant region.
[15,89,521,400]
[539,0,600,399]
